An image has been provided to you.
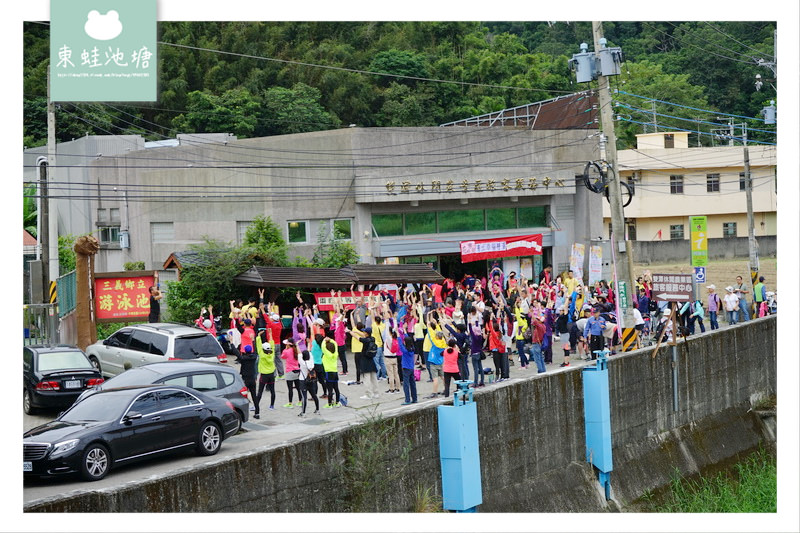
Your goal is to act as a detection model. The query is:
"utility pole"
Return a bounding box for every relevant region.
[742,126,759,286]
[47,69,59,284]
[592,21,636,333]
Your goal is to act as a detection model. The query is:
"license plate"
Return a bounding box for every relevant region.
[64,380,81,389]
[23,462,32,472]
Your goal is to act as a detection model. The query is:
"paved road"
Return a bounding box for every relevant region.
[24,323,738,506]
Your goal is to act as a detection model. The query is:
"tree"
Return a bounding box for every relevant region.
[163,238,253,324]
[259,83,340,136]
[241,215,289,266]
[171,88,261,138]
[23,184,37,237]
[312,224,360,269]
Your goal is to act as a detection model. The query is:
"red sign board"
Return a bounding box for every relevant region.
[651,273,693,302]
[94,272,156,322]
[313,291,383,311]
[459,234,543,263]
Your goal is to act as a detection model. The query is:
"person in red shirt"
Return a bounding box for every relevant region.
[487,316,507,381]
[240,318,256,354]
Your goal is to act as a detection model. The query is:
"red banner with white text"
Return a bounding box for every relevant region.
[459,234,543,263]
[313,291,383,311]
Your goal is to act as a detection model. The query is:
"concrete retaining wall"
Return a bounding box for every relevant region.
[25,316,777,513]
[632,235,777,264]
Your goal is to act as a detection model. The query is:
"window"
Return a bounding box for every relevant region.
[670,175,684,194]
[372,214,403,237]
[723,222,737,238]
[706,173,720,193]
[486,208,516,231]
[287,221,308,243]
[129,392,160,416]
[99,226,120,244]
[173,334,221,359]
[437,209,484,233]
[162,375,190,387]
[517,206,548,228]
[220,372,235,387]
[669,224,684,240]
[626,176,636,194]
[236,221,252,245]
[151,222,174,243]
[332,219,352,240]
[149,333,168,356]
[97,208,109,223]
[739,172,747,191]
[109,208,120,224]
[190,373,220,392]
[664,134,674,148]
[404,212,436,235]
[128,330,153,353]
[157,389,200,410]
[108,329,132,348]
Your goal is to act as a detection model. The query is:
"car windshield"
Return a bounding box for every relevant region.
[37,351,94,372]
[99,366,160,388]
[173,334,221,359]
[59,392,133,423]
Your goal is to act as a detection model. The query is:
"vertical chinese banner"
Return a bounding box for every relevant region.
[94,271,156,322]
[588,245,603,286]
[689,215,708,267]
[570,243,585,281]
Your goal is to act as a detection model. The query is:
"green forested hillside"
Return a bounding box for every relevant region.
[23,21,776,149]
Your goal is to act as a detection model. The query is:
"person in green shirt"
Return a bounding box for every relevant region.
[254,330,276,419]
[322,338,341,408]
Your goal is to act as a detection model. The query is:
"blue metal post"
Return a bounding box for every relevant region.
[582,349,613,499]
[437,380,482,512]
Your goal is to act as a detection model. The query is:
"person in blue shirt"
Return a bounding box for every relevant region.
[398,333,418,405]
[583,308,606,360]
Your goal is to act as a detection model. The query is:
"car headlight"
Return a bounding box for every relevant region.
[49,439,80,459]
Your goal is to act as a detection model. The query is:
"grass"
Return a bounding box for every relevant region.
[653,449,776,513]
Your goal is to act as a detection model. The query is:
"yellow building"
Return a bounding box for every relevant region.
[604,132,777,241]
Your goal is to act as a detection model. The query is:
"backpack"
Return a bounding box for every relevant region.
[648,299,658,313]
[304,360,317,382]
[522,324,533,342]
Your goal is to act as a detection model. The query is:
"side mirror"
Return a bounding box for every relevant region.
[102,339,110,346]
[122,411,142,424]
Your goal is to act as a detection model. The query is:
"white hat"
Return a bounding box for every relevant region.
[315,318,324,325]
[706,284,716,290]
[725,286,734,292]
[203,319,212,329]
[271,313,280,321]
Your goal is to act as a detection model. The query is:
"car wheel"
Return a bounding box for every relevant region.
[80,443,111,481]
[89,356,101,373]
[197,421,222,456]
[23,389,36,415]
[234,410,244,433]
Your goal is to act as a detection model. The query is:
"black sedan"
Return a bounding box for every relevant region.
[23,384,239,481]
[23,345,105,415]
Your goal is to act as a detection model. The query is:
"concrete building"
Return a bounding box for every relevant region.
[608,131,777,242]
[24,93,605,282]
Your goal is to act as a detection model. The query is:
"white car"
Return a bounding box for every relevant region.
[85,323,227,378]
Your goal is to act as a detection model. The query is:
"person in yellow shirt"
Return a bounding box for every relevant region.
[348,313,366,385]
[371,308,388,379]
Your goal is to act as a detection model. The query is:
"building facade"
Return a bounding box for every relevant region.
[608,131,777,242]
[25,94,605,283]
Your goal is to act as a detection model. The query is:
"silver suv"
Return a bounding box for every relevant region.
[86,323,227,378]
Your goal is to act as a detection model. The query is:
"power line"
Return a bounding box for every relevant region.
[616,117,775,146]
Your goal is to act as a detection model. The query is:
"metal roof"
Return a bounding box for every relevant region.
[440,91,598,130]
[340,264,444,284]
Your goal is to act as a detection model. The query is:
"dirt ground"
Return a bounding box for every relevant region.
[631,257,778,295]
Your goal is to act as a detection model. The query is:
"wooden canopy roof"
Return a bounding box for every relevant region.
[234,263,444,288]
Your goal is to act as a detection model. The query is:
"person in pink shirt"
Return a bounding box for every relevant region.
[240,318,255,354]
[330,291,349,375]
[281,340,302,407]
[442,338,462,398]
[195,305,216,336]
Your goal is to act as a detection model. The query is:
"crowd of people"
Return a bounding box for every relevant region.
[196,264,775,417]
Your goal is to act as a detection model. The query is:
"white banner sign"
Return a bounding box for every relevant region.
[570,243,585,281]
[588,245,603,286]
